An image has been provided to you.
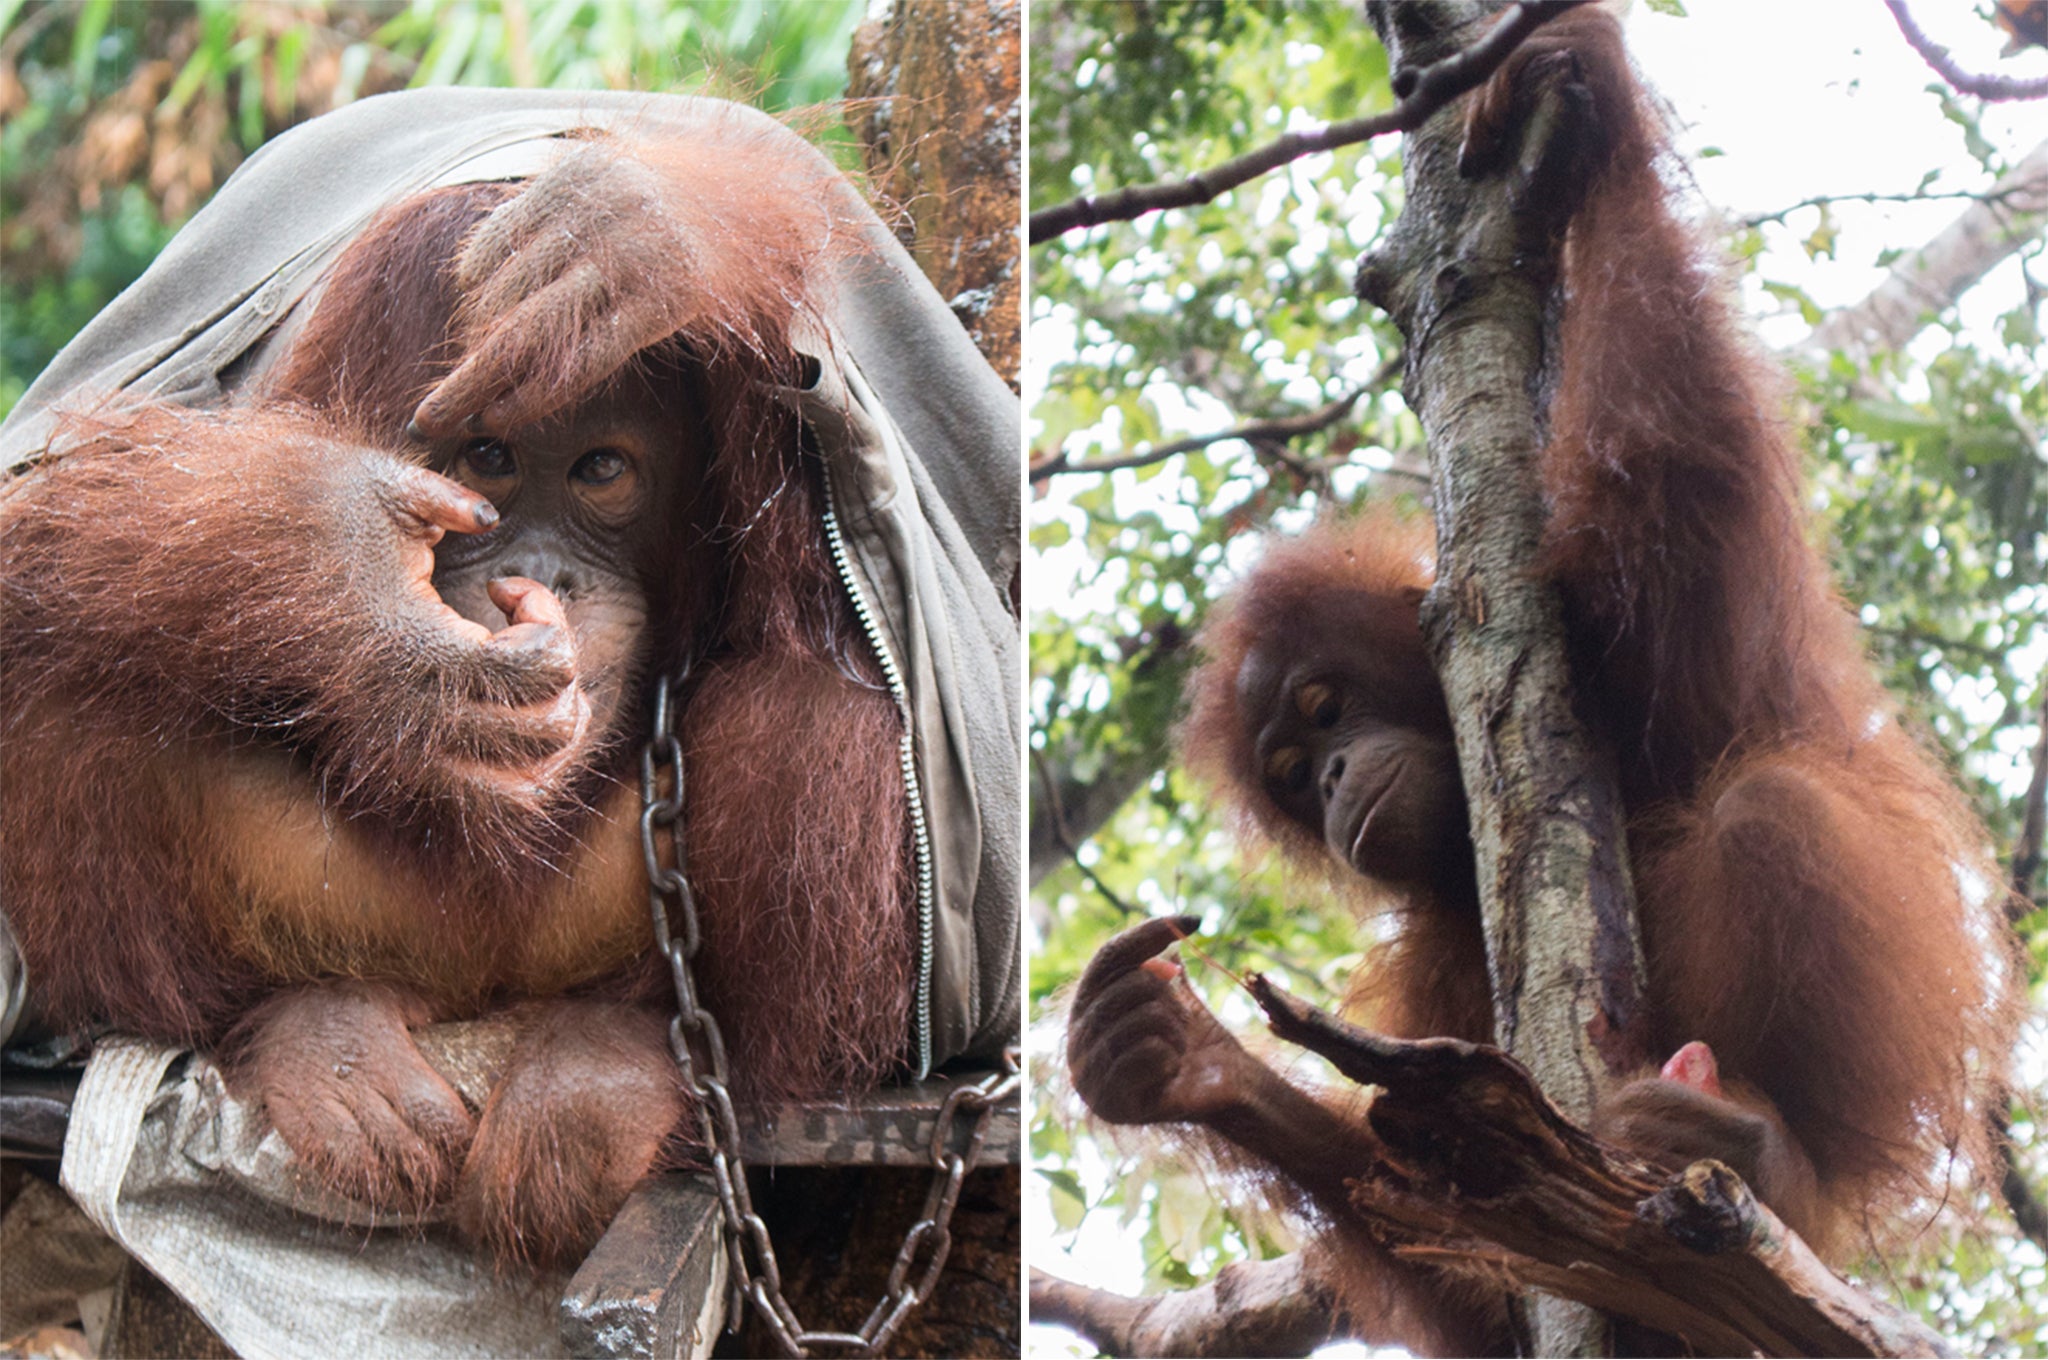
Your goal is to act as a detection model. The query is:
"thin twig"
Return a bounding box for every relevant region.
[1029,0,1590,244]
[1031,745,1138,916]
[1031,388,1365,484]
[1869,623,2010,666]
[2008,675,2048,914]
[1251,436,1339,495]
[1739,183,2042,230]
[1882,0,2048,102]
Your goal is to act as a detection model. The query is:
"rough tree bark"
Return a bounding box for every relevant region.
[847,0,1022,390]
[1030,981,1960,1357]
[1236,986,1953,1359]
[1355,1,1648,1351]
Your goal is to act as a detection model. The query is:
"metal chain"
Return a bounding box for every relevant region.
[640,668,1019,1359]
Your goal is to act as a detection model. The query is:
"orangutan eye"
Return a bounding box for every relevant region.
[571,448,628,486]
[1295,682,1341,728]
[1265,747,1311,795]
[462,439,516,481]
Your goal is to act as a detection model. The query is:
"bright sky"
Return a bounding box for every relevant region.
[1025,3,2048,1355]
[1634,1,2048,342]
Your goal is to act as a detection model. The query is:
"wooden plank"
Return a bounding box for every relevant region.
[738,1076,1020,1168]
[560,1175,727,1360]
[1,1068,1021,1168]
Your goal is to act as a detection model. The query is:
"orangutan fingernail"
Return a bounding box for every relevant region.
[474,502,500,529]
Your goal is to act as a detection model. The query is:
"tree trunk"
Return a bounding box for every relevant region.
[847,0,1022,391]
[1358,2,1651,1352]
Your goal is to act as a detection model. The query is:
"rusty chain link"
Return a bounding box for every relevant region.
[640,667,1019,1358]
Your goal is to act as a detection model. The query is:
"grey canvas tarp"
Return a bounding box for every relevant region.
[0,87,1020,1358]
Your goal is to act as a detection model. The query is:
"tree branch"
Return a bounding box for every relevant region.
[1783,134,2048,550]
[1358,0,1650,1170]
[2008,674,2048,913]
[1994,1103,2048,1253]
[1029,388,1365,484]
[1246,979,1957,1359]
[1029,1,1590,245]
[1028,622,1189,887]
[1738,183,2044,230]
[1031,746,1140,913]
[1803,134,2048,361]
[1028,744,1163,889]
[1359,2,1655,1350]
[1882,0,2048,102]
[1029,1257,1344,1358]
[1868,622,2013,666]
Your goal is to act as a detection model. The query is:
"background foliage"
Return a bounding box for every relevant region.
[0,0,866,418]
[1027,1,2048,1354]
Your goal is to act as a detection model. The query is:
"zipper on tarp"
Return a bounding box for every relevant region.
[817,460,938,1078]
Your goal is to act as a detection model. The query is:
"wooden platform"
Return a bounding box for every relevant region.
[0,1066,1019,1167]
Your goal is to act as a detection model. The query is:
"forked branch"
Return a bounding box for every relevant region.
[1244,979,1956,1360]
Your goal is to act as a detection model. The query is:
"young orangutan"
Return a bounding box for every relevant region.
[3,113,920,1269]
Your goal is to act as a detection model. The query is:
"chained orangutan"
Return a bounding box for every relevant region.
[1,112,928,1269]
[1064,9,2014,1354]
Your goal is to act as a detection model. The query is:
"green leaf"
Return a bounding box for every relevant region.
[1760,279,1823,327]
[1041,1168,1089,1232]
[68,0,113,93]
[1836,398,1946,444]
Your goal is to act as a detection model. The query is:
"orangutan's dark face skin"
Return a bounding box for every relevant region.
[1234,591,1468,887]
[427,365,710,758]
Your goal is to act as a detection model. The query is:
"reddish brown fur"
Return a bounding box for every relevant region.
[269,181,518,437]
[684,649,913,1100]
[1,118,913,1265]
[1164,5,2015,1349]
[452,999,687,1264]
[230,981,477,1213]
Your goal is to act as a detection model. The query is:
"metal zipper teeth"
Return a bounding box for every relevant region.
[818,461,937,1078]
